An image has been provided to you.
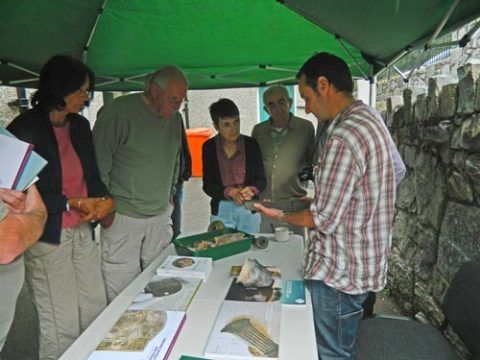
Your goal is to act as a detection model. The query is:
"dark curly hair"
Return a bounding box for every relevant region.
[31,54,95,111]
[209,98,240,126]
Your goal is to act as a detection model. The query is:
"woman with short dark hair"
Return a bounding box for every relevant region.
[7,54,113,360]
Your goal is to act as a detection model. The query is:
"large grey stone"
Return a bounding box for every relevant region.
[387,250,414,314]
[411,225,438,282]
[403,145,417,168]
[452,151,468,171]
[414,152,447,230]
[476,76,480,112]
[438,83,457,118]
[439,146,452,166]
[391,105,404,128]
[437,202,480,281]
[396,171,416,211]
[426,77,440,120]
[459,114,480,150]
[392,210,416,254]
[403,88,413,125]
[414,93,428,123]
[385,97,393,128]
[457,63,480,115]
[420,120,453,144]
[450,128,462,149]
[414,282,443,327]
[465,153,480,201]
[447,171,474,203]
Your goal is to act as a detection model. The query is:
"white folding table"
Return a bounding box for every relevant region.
[60,234,318,360]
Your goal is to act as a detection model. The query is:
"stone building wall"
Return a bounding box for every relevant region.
[0,87,20,128]
[382,63,480,359]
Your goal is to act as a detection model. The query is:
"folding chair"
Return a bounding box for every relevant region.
[356,260,480,360]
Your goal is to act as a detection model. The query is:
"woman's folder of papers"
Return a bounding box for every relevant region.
[0,127,47,190]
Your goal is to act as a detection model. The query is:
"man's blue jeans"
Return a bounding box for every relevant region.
[306,280,368,359]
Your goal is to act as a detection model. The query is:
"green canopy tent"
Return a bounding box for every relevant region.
[0,0,479,91]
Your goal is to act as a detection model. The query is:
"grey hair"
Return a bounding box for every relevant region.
[263,84,290,104]
[143,65,187,94]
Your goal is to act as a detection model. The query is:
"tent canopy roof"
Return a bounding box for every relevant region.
[1,0,479,91]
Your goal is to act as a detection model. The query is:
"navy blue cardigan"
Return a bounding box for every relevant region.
[202,135,266,215]
[7,107,109,245]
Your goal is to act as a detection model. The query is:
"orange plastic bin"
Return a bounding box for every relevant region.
[186,128,213,177]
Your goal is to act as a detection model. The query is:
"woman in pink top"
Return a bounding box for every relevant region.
[8,55,114,360]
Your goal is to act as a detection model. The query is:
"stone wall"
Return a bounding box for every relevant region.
[383,63,480,359]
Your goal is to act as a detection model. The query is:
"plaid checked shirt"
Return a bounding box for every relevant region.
[304,100,395,294]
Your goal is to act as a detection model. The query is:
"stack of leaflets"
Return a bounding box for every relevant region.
[0,127,47,190]
[157,255,212,279]
[204,301,281,360]
[88,309,185,360]
[129,274,202,312]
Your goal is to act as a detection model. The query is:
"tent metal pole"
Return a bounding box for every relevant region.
[96,79,121,87]
[10,78,38,85]
[124,73,150,81]
[263,66,297,73]
[2,61,39,77]
[82,0,108,62]
[266,76,296,85]
[336,36,368,80]
[392,65,407,81]
[374,49,410,79]
[406,0,460,81]
[428,0,461,48]
[216,66,258,78]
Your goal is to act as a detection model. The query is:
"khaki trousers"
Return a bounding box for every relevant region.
[259,200,310,238]
[0,256,24,353]
[25,223,107,360]
[100,207,173,303]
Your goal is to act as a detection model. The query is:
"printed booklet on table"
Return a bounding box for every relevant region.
[157,255,212,279]
[204,301,281,360]
[88,309,185,360]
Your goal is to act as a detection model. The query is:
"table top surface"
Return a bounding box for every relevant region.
[60,234,318,360]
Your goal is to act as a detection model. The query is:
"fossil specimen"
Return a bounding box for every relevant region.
[221,317,278,357]
[237,258,274,288]
[188,232,246,251]
[96,310,166,351]
[145,278,182,297]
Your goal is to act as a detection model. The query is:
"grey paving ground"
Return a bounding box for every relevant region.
[1,178,401,360]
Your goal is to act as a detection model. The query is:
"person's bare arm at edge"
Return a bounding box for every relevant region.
[254,203,316,229]
[0,185,47,264]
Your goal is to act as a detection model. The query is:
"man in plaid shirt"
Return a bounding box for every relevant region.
[255,52,395,359]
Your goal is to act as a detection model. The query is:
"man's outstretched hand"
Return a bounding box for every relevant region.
[253,203,283,221]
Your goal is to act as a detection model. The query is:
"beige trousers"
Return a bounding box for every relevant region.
[0,256,24,352]
[25,223,107,360]
[100,207,173,303]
